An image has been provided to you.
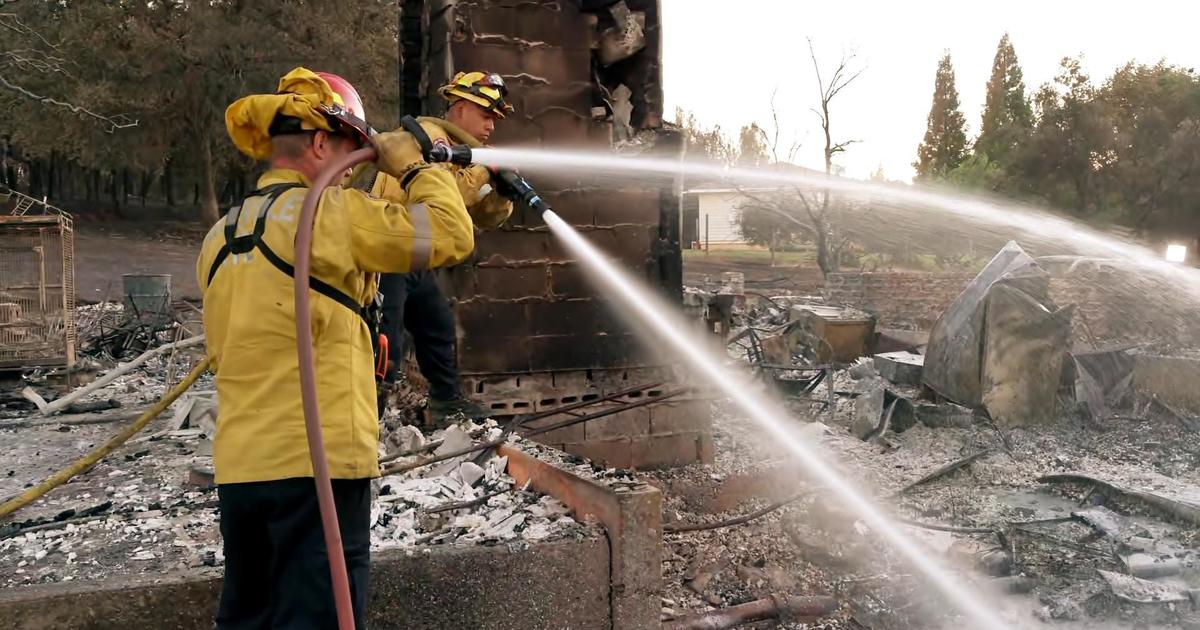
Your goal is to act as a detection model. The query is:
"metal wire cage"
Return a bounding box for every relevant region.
[0,212,76,369]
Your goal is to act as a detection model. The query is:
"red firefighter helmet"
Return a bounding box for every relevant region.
[314,71,373,145]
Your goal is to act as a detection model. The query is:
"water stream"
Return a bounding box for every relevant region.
[470,145,1200,628]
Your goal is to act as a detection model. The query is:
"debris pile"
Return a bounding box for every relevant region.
[663,240,1200,628]
[1,308,602,589]
[372,421,592,548]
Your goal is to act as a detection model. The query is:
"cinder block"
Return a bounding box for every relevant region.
[528,299,613,336]
[456,4,592,50]
[609,224,657,265]
[524,419,586,445]
[527,333,600,371]
[446,265,477,299]
[649,399,712,435]
[592,333,653,367]
[583,405,651,441]
[455,300,530,338]
[473,230,549,264]
[536,191,596,227]
[630,433,707,469]
[549,264,595,300]
[546,227,617,262]
[873,351,924,386]
[512,83,594,119]
[449,44,593,89]
[563,438,634,469]
[459,335,531,374]
[593,190,663,227]
[474,266,549,301]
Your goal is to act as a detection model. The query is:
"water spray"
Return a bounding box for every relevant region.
[465,146,1012,625]
[538,209,1011,630]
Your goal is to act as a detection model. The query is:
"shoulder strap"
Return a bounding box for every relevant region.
[206,183,302,286]
[205,182,369,322]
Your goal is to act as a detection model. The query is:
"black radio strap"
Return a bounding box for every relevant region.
[206,183,369,323]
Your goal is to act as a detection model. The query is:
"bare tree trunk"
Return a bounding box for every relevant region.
[110,171,125,217]
[200,137,219,224]
[163,159,176,207]
[122,169,131,207]
[769,228,778,267]
[140,170,157,207]
[47,152,57,200]
[0,136,8,187]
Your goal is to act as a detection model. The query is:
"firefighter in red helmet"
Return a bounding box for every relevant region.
[199,67,473,628]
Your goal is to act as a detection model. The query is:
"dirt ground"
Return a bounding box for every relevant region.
[73,220,205,302]
[683,250,827,296]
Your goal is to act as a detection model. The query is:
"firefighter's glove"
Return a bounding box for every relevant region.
[372,130,427,181]
[491,168,530,203]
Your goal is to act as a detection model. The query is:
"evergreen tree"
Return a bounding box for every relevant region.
[736,123,770,167]
[914,52,968,180]
[976,33,1032,164]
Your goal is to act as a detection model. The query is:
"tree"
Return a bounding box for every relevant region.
[1020,57,1107,215]
[976,33,1032,166]
[0,2,136,133]
[736,123,770,167]
[1095,62,1200,229]
[944,153,1007,191]
[735,39,863,276]
[0,0,399,221]
[674,107,736,165]
[914,51,968,180]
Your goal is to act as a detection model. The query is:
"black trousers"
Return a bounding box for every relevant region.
[378,270,459,401]
[216,477,371,630]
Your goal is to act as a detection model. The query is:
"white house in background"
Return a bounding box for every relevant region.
[681,184,783,249]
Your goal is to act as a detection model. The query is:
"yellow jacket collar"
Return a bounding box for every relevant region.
[257,168,313,188]
[418,116,482,147]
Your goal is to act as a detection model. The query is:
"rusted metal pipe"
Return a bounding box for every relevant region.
[295,145,376,630]
[663,594,838,630]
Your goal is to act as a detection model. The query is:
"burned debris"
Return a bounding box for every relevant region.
[651,240,1200,629]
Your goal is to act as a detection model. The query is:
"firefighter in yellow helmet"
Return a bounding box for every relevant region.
[196,67,473,628]
[369,71,517,423]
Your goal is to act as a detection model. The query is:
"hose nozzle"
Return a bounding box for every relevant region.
[495,170,550,214]
[428,143,473,166]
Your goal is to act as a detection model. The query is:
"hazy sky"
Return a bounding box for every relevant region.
[661,0,1200,181]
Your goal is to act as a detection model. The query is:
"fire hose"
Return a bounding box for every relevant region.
[294,126,546,629]
[0,358,212,519]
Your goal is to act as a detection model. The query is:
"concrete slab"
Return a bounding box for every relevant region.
[873,351,924,386]
[0,535,610,630]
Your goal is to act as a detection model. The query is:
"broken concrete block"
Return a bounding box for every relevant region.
[185,467,215,490]
[1098,569,1189,604]
[456,462,486,488]
[873,351,923,386]
[851,386,885,440]
[433,426,472,457]
[393,425,425,454]
[1122,553,1182,579]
